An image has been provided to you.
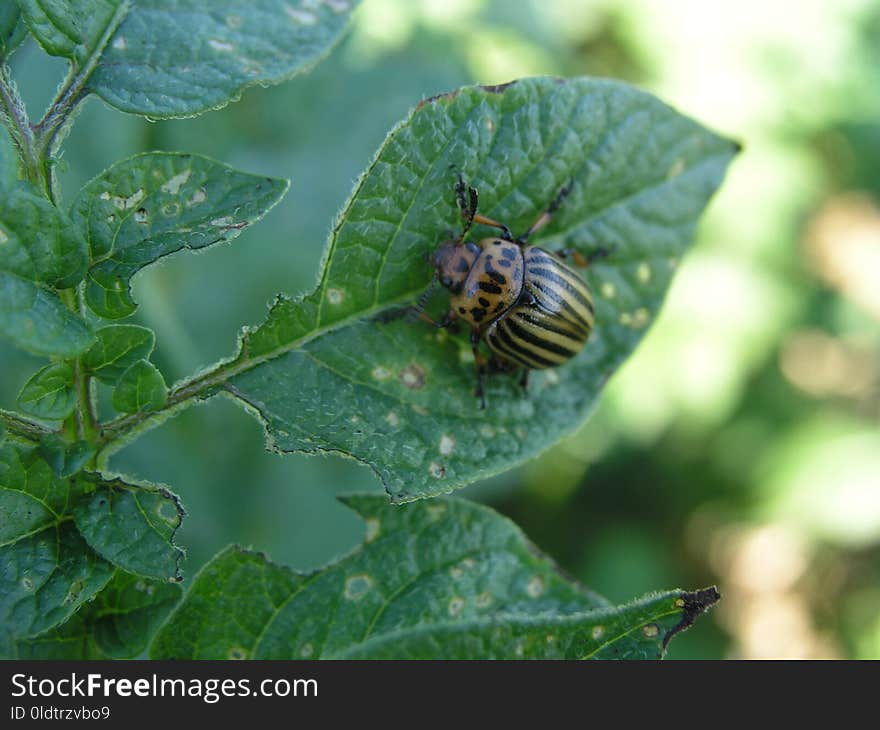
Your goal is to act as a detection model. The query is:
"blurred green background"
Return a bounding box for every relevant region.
[3,0,879,658]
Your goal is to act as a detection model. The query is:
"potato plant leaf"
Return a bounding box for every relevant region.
[9,570,182,659]
[82,324,156,384]
[0,441,78,547]
[0,4,26,61]
[0,180,94,356]
[38,435,96,478]
[20,0,360,118]
[16,362,76,420]
[0,522,113,639]
[0,125,16,188]
[16,0,127,66]
[0,181,89,288]
[70,152,289,318]
[0,272,94,359]
[72,475,185,581]
[223,77,738,501]
[111,359,168,413]
[0,442,185,638]
[151,495,717,659]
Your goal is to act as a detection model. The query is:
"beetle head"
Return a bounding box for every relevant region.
[433,241,478,294]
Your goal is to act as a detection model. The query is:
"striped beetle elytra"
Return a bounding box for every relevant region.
[419,175,607,408]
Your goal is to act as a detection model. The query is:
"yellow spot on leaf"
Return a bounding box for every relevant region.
[439,434,456,456]
[161,169,192,195]
[364,518,381,543]
[526,575,544,598]
[344,574,372,601]
[208,38,235,52]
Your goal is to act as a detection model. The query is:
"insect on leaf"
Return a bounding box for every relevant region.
[220,77,739,501]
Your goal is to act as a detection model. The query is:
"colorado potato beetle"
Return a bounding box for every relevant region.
[415,175,606,407]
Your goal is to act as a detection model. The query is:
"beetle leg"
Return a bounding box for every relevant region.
[454,174,514,242]
[470,213,514,242]
[471,328,488,409]
[454,175,481,244]
[518,369,530,392]
[519,179,573,244]
[418,309,457,328]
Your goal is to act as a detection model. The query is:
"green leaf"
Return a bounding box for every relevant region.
[152,495,717,659]
[71,152,289,318]
[0,4,26,61]
[11,571,182,659]
[0,125,17,189]
[16,363,76,420]
[111,359,168,413]
[0,521,113,639]
[82,324,155,384]
[222,77,739,501]
[0,182,88,289]
[0,273,94,359]
[87,0,359,118]
[73,476,185,581]
[0,442,185,639]
[38,435,95,478]
[340,589,720,659]
[0,441,77,547]
[16,0,127,66]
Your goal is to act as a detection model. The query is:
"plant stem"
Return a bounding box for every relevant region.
[0,409,50,442]
[0,63,47,194]
[96,290,416,459]
[32,1,131,203]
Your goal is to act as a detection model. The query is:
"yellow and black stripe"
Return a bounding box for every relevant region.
[485,247,594,369]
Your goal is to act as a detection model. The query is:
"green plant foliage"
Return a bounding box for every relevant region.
[16,362,76,420]
[151,495,717,659]
[0,522,113,639]
[0,441,74,546]
[0,442,184,641]
[19,0,361,118]
[82,324,156,384]
[71,152,289,318]
[72,477,184,581]
[37,436,95,478]
[0,179,94,356]
[16,0,126,66]
[111,359,167,413]
[0,4,26,61]
[0,182,88,289]
[10,570,182,659]
[0,271,94,356]
[226,77,738,501]
[0,125,15,187]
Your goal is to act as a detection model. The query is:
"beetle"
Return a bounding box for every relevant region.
[416,175,606,407]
